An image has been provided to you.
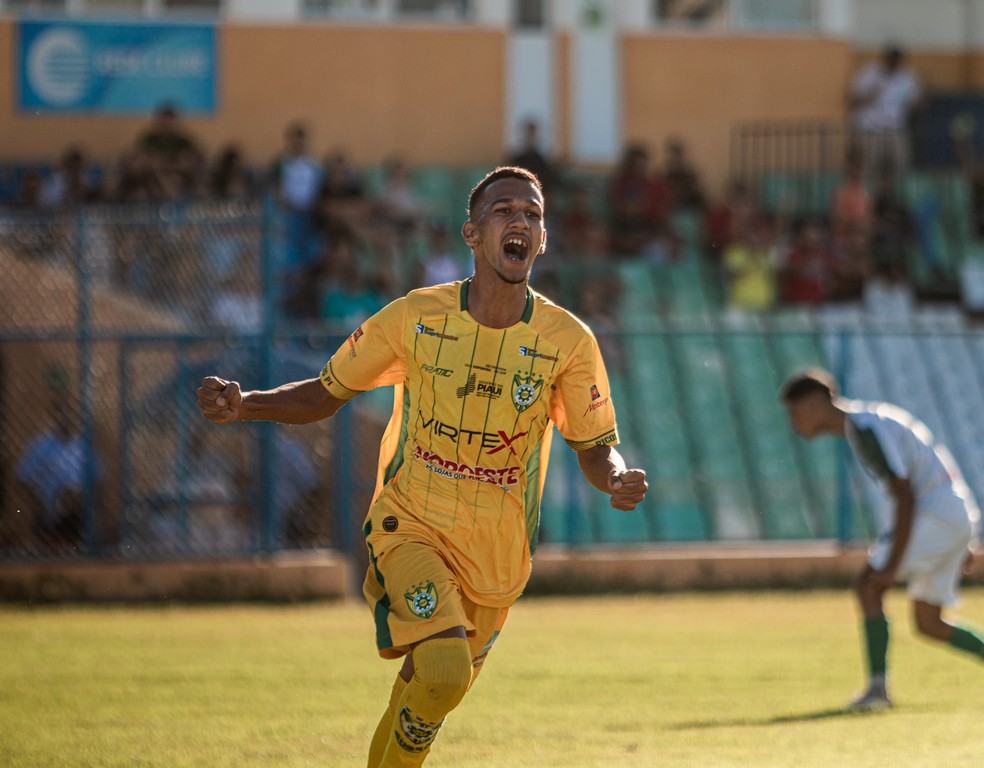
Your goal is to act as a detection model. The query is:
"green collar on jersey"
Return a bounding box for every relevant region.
[460,277,534,324]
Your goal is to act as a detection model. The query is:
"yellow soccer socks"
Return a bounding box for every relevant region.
[377,637,472,767]
[368,673,409,767]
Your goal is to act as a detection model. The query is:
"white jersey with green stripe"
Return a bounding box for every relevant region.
[319,278,619,605]
[844,400,979,537]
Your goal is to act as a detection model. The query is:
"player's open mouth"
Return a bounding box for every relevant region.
[502,236,530,262]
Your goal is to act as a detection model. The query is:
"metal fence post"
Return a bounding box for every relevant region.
[77,212,98,556]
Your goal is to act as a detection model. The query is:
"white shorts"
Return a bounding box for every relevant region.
[868,514,974,607]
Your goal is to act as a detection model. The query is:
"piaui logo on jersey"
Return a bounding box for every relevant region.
[519,345,559,362]
[415,323,459,341]
[456,373,502,400]
[512,373,545,413]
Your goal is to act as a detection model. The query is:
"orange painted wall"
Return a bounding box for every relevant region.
[621,35,854,196]
[0,21,505,169]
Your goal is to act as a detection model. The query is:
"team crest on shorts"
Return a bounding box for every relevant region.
[512,373,544,413]
[405,581,438,619]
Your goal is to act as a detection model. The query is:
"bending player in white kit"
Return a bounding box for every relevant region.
[779,368,982,710]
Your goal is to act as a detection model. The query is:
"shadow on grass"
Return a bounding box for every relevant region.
[668,706,900,730]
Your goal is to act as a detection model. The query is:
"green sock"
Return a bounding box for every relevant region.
[863,616,890,677]
[948,626,984,660]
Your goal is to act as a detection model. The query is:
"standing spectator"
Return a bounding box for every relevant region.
[371,156,425,240]
[779,219,836,305]
[269,121,326,316]
[414,219,467,288]
[663,136,706,212]
[16,392,99,549]
[870,160,913,283]
[608,143,674,258]
[136,102,205,198]
[507,118,561,197]
[831,147,873,245]
[849,44,923,174]
[704,178,759,264]
[41,146,103,208]
[208,144,258,200]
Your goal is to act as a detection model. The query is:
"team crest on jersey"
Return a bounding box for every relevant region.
[512,373,544,413]
[405,581,438,619]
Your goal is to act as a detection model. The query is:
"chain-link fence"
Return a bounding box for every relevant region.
[0,199,391,561]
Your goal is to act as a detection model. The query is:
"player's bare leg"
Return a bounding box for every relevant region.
[914,600,984,661]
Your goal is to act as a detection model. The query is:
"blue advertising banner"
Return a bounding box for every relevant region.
[17,20,217,114]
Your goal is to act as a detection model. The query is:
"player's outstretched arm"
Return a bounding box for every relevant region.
[576,444,648,511]
[196,376,346,425]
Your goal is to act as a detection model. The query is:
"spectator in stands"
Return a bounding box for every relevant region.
[870,160,913,283]
[115,146,167,202]
[779,218,836,305]
[577,277,626,374]
[554,182,607,260]
[663,136,706,212]
[704,177,759,265]
[136,102,205,198]
[320,233,389,329]
[209,144,259,200]
[321,149,366,208]
[41,146,103,207]
[723,214,780,313]
[849,43,923,174]
[10,168,44,210]
[608,143,675,258]
[415,218,467,288]
[372,156,425,239]
[831,146,873,245]
[15,371,99,549]
[507,118,562,197]
[275,428,324,548]
[268,121,326,316]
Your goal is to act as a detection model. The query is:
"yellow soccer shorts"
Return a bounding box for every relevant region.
[364,539,509,677]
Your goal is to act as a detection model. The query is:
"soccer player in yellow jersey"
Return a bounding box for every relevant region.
[197,166,648,766]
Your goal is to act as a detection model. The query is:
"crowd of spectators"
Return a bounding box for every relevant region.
[0,96,956,330]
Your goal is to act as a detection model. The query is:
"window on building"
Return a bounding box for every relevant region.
[395,0,470,19]
[514,0,545,30]
[653,0,727,26]
[2,0,68,11]
[737,0,817,30]
[162,0,221,14]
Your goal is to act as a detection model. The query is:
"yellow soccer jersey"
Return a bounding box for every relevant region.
[319,278,619,606]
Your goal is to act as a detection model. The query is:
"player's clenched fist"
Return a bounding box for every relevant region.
[607,469,648,511]
[197,376,242,424]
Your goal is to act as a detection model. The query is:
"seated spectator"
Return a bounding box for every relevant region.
[829,221,872,301]
[115,147,167,202]
[208,144,258,200]
[274,429,324,548]
[663,136,706,212]
[723,215,780,312]
[320,235,389,329]
[414,219,468,288]
[831,146,873,246]
[136,102,205,198]
[372,156,424,238]
[554,183,607,259]
[15,390,99,549]
[507,118,562,197]
[704,177,759,264]
[779,219,837,305]
[870,161,913,282]
[608,143,675,258]
[41,146,103,207]
[322,149,365,202]
[10,168,44,210]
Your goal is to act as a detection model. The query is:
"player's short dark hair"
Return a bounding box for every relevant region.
[468,166,543,220]
[777,367,840,403]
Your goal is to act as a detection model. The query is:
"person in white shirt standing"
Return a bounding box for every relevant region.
[779,368,982,710]
[849,44,923,174]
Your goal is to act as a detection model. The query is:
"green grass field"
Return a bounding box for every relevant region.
[3,589,983,768]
